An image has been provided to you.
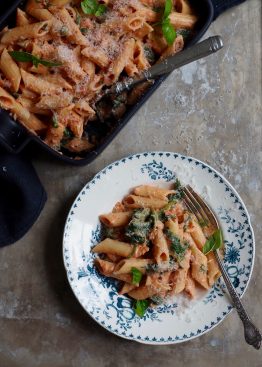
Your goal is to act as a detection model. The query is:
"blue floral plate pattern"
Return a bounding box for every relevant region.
[63,152,255,344]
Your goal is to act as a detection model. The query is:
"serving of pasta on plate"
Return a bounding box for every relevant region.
[92,180,223,317]
[0,0,197,154]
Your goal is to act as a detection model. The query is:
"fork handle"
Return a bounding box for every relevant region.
[214,250,261,349]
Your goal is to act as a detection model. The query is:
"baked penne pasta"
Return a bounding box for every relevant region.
[1,21,52,44]
[0,0,197,153]
[0,49,21,92]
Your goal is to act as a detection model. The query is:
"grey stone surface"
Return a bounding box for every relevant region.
[0,1,261,366]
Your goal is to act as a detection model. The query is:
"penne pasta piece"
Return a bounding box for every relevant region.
[188,219,207,250]
[128,285,157,300]
[119,282,137,295]
[105,38,135,85]
[49,7,88,46]
[1,21,52,44]
[184,232,209,289]
[123,195,167,209]
[169,12,197,30]
[150,221,169,263]
[74,100,95,119]
[125,15,144,32]
[134,22,153,39]
[62,137,94,153]
[92,238,134,257]
[99,211,132,227]
[207,252,221,287]
[169,268,187,295]
[0,86,28,121]
[44,122,65,149]
[113,258,153,275]
[94,258,115,275]
[165,219,183,241]
[21,69,62,95]
[184,272,196,298]
[160,35,184,59]
[41,74,73,90]
[36,93,72,110]
[133,185,173,200]
[81,47,110,69]
[175,0,193,15]
[16,9,31,27]
[17,96,50,116]
[0,48,21,92]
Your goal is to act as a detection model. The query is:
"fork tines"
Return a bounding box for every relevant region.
[182,185,218,228]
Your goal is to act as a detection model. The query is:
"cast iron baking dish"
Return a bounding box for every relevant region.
[0,0,214,165]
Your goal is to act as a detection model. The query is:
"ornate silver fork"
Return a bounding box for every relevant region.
[182,185,261,349]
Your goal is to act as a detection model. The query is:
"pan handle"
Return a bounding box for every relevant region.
[0,110,32,154]
[210,0,246,19]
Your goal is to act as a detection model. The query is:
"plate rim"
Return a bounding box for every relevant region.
[62,151,256,345]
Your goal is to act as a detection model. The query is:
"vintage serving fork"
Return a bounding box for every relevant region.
[182,185,261,349]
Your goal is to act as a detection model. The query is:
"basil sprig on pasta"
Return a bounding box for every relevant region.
[202,229,223,255]
[155,0,177,46]
[9,51,62,68]
[81,0,107,17]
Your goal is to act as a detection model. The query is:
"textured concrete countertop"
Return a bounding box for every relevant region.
[0,1,261,366]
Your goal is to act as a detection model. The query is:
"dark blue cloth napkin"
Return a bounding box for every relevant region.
[0,151,47,247]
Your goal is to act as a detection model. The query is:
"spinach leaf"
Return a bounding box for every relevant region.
[125,209,152,244]
[164,229,188,260]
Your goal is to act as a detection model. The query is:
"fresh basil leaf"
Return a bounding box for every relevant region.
[9,51,62,68]
[213,229,223,250]
[81,0,97,14]
[202,229,223,254]
[162,18,176,46]
[9,51,34,63]
[131,267,143,285]
[133,299,149,317]
[163,0,172,19]
[95,4,106,16]
[36,58,62,67]
[202,236,215,254]
[81,0,106,16]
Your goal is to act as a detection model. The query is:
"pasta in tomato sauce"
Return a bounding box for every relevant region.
[0,0,197,154]
[93,181,222,317]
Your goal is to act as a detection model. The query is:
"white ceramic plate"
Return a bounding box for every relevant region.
[63,152,255,344]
